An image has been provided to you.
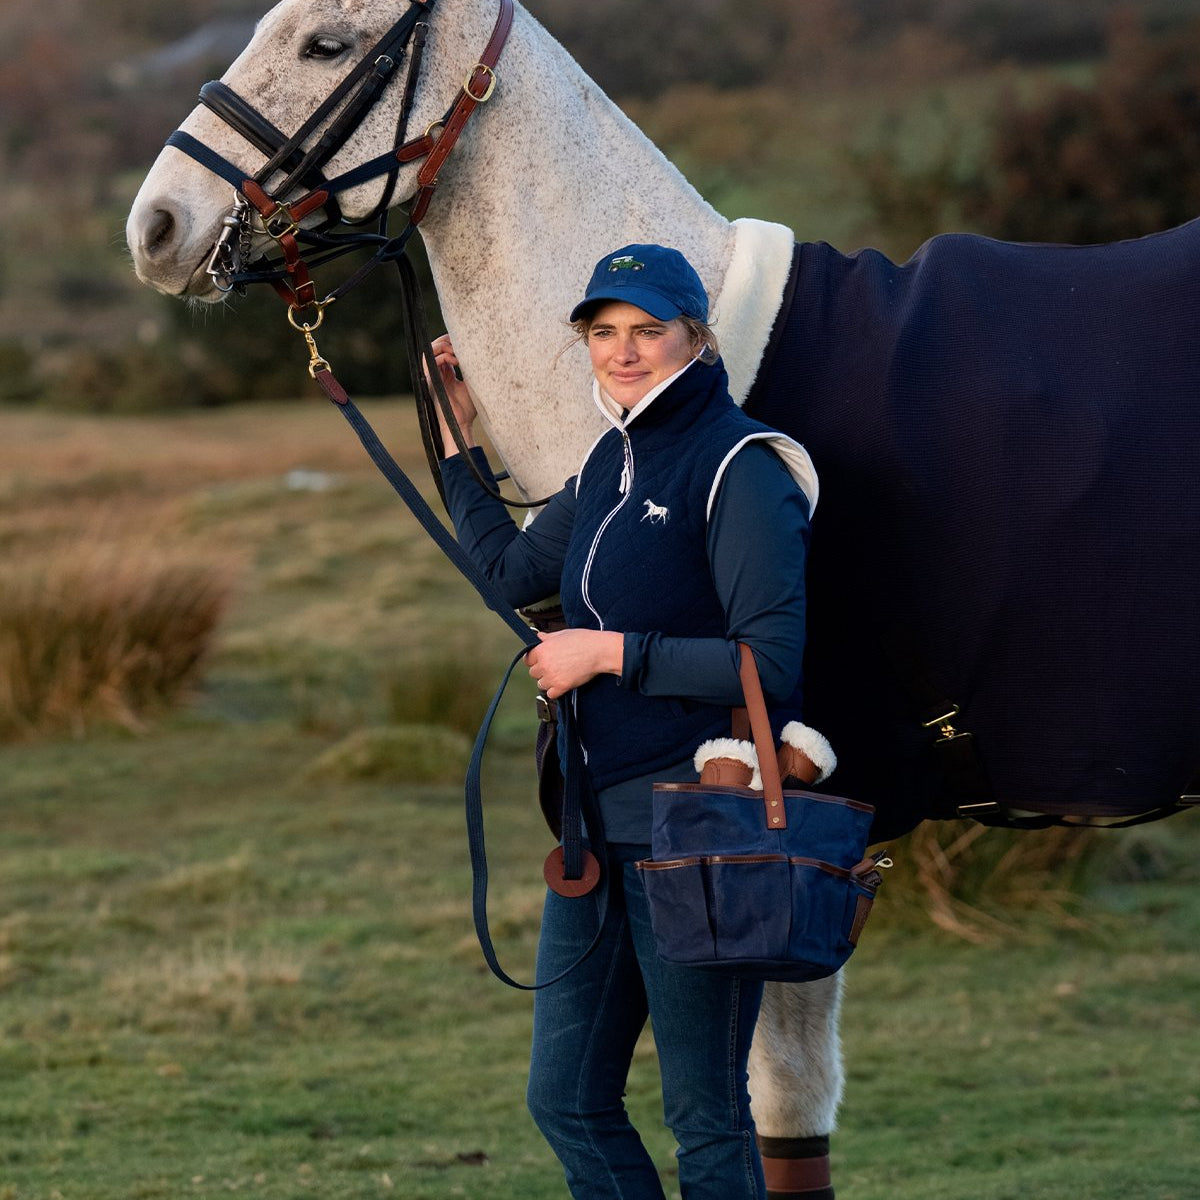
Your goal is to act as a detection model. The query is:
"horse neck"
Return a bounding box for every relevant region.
[416,3,735,498]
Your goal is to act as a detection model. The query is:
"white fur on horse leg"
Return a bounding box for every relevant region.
[748,971,845,1137]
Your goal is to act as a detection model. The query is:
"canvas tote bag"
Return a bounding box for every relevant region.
[637,645,890,981]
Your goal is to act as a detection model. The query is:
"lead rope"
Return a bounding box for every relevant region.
[304,328,608,991]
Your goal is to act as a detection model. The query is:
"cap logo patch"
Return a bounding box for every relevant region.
[608,255,644,272]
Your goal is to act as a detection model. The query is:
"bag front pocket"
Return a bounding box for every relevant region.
[786,857,856,974]
[637,857,715,965]
[705,854,792,964]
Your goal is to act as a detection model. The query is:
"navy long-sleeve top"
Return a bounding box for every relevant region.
[442,440,811,842]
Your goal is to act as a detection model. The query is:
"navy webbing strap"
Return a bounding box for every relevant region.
[465,650,609,990]
[319,374,536,645]
[313,368,608,988]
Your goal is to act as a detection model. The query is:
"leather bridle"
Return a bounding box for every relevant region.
[166,0,513,314]
[164,0,554,510]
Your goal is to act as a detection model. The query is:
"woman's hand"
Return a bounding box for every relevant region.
[526,629,624,700]
[425,334,478,456]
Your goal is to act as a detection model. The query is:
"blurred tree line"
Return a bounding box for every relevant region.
[3,0,1200,409]
[859,13,1200,246]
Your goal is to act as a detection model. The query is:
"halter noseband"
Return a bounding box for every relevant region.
[165,0,513,307]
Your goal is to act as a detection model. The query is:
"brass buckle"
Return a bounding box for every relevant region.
[921,703,960,730]
[921,703,961,741]
[464,63,497,103]
[956,799,1005,820]
[264,209,300,241]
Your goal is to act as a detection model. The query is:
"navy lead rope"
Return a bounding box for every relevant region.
[312,365,608,991]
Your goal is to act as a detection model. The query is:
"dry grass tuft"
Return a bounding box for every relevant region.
[882,820,1100,942]
[0,536,237,740]
[304,723,471,784]
[103,938,307,1035]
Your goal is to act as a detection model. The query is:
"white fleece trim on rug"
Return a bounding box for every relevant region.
[712,218,797,406]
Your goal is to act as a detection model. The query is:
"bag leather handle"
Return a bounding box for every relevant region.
[736,644,788,831]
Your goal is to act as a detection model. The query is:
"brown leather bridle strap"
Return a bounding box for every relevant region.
[407,0,514,224]
[240,181,334,308]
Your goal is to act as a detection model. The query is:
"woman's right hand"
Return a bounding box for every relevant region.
[426,334,478,456]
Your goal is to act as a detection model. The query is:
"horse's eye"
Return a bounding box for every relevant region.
[304,34,348,60]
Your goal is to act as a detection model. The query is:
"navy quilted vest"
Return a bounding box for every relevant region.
[561,360,805,790]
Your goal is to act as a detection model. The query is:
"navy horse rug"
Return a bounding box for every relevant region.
[745,220,1200,841]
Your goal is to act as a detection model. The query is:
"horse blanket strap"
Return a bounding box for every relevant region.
[880,625,1200,830]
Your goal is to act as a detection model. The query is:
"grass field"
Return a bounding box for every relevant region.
[2,403,1198,1200]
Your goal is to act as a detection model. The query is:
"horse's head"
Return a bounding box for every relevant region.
[126,0,506,300]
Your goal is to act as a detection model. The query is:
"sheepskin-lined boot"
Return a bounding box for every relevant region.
[695,738,758,787]
[776,722,837,788]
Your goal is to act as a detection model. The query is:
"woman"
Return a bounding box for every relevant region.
[434,245,817,1200]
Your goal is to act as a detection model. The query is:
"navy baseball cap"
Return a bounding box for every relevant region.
[569,244,709,323]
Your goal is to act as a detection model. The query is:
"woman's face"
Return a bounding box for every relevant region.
[586,302,696,409]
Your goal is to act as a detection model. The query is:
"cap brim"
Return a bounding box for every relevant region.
[569,287,685,323]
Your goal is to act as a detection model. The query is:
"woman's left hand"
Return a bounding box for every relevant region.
[526,629,624,700]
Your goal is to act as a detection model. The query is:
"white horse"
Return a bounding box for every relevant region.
[126,0,845,1195]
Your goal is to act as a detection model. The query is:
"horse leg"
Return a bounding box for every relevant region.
[748,972,845,1200]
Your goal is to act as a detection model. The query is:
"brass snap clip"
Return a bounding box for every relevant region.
[287,300,333,379]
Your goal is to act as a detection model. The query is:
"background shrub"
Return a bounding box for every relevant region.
[0,539,235,739]
[879,821,1100,942]
[971,16,1200,242]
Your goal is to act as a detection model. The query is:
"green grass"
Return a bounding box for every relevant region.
[2,405,1199,1199]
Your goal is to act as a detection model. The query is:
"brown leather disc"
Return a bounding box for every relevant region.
[543,847,601,897]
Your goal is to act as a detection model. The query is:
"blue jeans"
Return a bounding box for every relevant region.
[527,843,765,1200]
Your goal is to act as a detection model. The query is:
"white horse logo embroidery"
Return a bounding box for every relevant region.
[641,499,669,524]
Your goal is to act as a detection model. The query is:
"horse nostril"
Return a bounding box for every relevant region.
[143,207,178,258]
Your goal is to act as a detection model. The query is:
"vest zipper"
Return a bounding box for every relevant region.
[580,429,634,630]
